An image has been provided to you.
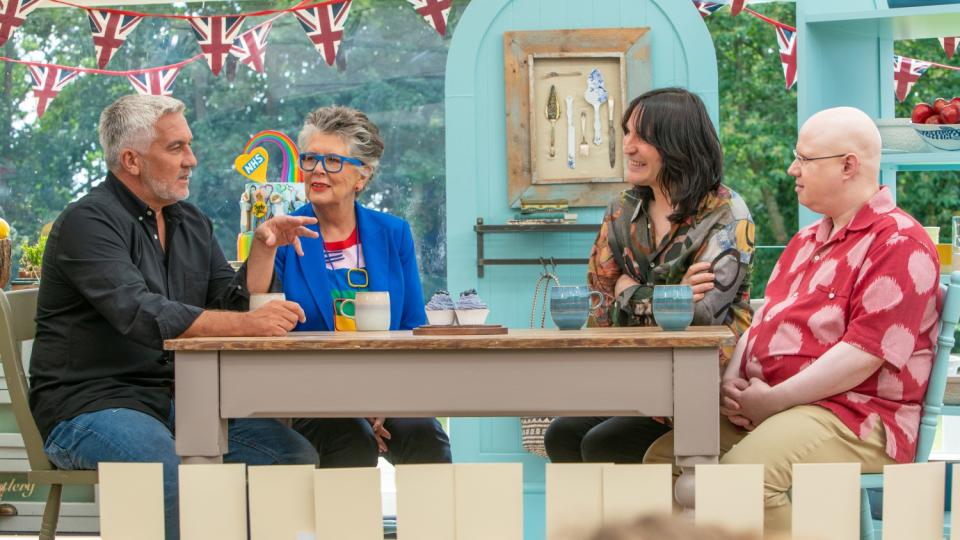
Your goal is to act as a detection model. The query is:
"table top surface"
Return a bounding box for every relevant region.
[164,326,735,351]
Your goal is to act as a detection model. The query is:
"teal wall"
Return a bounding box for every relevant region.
[443,1,718,538]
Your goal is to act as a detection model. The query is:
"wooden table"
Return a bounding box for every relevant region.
[164,326,734,508]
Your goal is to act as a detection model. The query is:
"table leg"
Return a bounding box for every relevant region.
[672,347,720,510]
[175,351,227,463]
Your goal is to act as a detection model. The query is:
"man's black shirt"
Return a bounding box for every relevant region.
[29,173,250,439]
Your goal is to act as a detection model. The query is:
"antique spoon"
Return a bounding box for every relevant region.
[545,84,561,159]
[584,68,608,146]
[565,95,575,169]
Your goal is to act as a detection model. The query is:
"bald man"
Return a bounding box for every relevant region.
[644,107,940,533]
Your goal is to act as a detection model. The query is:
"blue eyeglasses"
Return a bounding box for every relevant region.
[298,152,364,174]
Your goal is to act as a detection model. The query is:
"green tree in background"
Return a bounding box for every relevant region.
[893,41,960,237]
[702,3,799,298]
[2,1,957,300]
[0,0,468,296]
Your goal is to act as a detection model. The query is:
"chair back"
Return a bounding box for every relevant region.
[0,289,55,472]
[916,272,960,463]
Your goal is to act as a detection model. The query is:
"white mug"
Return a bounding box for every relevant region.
[249,292,286,312]
[337,291,391,331]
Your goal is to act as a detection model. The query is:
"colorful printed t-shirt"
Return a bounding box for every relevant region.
[325,228,366,331]
[742,186,940,463]
[588,184,755,364]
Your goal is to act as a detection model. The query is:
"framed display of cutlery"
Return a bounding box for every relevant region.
[504,28,650,208]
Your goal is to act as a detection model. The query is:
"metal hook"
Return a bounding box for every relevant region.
[539,257,548,275]
[550,257,558,275]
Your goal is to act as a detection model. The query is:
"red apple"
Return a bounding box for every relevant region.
[935,98,949,112]
[926,115,942,124]
[942,103,960,124]
[912,102,935,124]
[952,97,960,105]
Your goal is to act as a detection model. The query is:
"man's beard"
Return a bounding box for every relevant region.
[144,171,190,203]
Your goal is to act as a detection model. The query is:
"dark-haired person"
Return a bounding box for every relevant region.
[544,87,755,464]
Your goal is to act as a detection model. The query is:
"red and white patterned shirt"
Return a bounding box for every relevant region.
[742,187,940,463]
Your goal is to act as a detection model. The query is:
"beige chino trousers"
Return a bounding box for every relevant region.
[643,405,895,534]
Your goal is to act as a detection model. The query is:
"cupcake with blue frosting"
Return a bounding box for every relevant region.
[455,289,490,325]
[425,289,456,325]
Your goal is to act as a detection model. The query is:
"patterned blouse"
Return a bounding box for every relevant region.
[588,184,755,364]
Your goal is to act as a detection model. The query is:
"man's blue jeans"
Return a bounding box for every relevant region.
[43,407,318,540]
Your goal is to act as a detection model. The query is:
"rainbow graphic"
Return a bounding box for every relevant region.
[243,130,303,183]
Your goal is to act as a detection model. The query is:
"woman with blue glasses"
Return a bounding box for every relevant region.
[255,105,451,468]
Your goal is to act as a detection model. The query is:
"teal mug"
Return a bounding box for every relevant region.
[550,285,603,330]
[652,284,694,331]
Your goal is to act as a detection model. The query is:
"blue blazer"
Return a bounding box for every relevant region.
[275,202,427,331]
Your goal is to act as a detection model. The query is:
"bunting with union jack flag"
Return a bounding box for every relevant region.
[0,0,42,47]
[87,10,143,69]
[127,66,181,97]
[407,0,451,37]
[230,21,272,74]
[28,64,80,118]
[893,55,931,102]
[775,25,797,90]
[940,37,958,59]
[189,15,246,76]
[293,0,352,67]
[693,2,724,17]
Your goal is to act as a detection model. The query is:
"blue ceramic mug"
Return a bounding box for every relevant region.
[652,284,694,331]
[550,285,604,330]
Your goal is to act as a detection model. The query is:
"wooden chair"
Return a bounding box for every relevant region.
[859,271,960,540]
[0,289,97,540]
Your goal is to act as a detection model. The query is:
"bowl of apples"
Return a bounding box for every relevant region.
[911,98,960,150]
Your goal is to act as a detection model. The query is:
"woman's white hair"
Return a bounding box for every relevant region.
[298,106,384,181]
[99,94,185,170]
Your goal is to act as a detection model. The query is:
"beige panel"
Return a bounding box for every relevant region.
[248,465,315,540]
[395,464,456,540]
[455,463,524,540]
[953,469,959,540]
[792,463,860,540]
[175,351,227,460]
[99,462,165,540]
[546,463,604,540]
[314,467,383,540]
[695,464,763,536]
[218,349,674,419]
[179,464,248,540]
[602,464,673,524]
[882,461,945,540]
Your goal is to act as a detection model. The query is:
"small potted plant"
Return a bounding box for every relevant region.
[17,234,47,282]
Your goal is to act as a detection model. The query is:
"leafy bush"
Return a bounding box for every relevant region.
[18,234,47,278]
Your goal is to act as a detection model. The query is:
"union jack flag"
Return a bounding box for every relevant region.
[693,1,724,17]
[230,21,272,73]
[893,55,931,103]
[940,37,958,59]
[0,0,42,47]
[730,0,748,16]
[407,0,451,37]
[87,10,143,69]
[775,25,797,90]
[27,65,80,118]
[188,15,246,76]
[127,66,181,97]
[293,0,352,67]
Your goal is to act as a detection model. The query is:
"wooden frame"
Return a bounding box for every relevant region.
[504,28,650,208]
